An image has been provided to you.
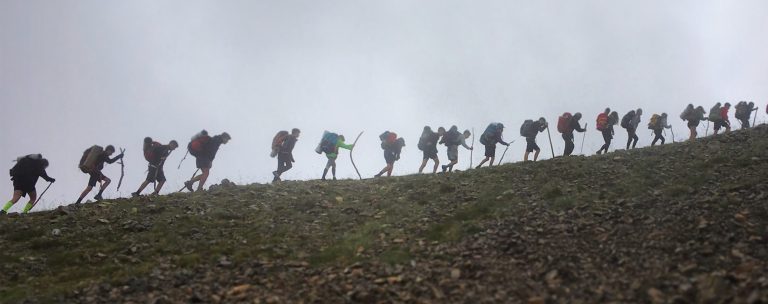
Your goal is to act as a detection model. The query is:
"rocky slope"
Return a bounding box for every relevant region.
[1,126,767,303]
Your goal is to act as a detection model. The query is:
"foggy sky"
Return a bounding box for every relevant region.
[2,0,768,211]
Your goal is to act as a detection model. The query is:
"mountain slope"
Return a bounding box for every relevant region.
[1,126,767,303]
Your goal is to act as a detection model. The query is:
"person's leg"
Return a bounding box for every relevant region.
[418,158,427,173]
[631,132,639,148]
[95,176,111,199]
[386,163,394,176]
[77,186,94,204]
[3,190,23,213]
[152,169,166,195]
[432,157,439,174]
[331,162,337,180]
[524,151,530,161]
[725,121,731,133]
[22,191,37,213]
[563,134,571,156]
[153,181,165,195]
[476,157,488,168]
[135,180,151,196]
[197,168,210,191]
[534,148,540,161]
[488,157,495,166]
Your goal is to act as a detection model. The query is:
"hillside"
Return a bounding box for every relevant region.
[1,126,767,303]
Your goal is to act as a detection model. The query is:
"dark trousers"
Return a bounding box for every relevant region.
[599,128,612,153]
[651,129,665,146]
[626,127,638,149]
[562,133,575,156]
[276,153,292,175]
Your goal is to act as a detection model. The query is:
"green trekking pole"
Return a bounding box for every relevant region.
[28,181,53,213]
[546,126,555,158]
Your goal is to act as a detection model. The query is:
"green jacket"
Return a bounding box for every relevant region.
[326,140,353,159]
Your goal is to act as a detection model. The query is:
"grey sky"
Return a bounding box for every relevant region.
[2,0,767,211]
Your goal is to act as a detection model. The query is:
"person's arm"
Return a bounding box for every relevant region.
[573,120,586,132]
[39,169,55,183]
[497,135,509,146]
[106,153,124,164]
[337,141,353,150]
[460,138,471,150]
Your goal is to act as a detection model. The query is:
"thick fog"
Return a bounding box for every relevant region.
[2,0,768,211]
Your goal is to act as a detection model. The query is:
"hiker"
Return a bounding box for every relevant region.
[559,112,586,156]
[317,132,354,180]
[681,105,706,140]
[417,126,444,174]
[132,138,178,197]
[375,131,405,177]
[2,154,55,215]
[76,145,124,203]
[735,101,758,129]
[649,113,672,146]
[596,109,619,155]
[621,109,641,149]
[520,117,547,161]
[476,123,509,168]
[712,102,731,135]
[183,131,231,192]
[440,127,472,172]
[272,128,300,182]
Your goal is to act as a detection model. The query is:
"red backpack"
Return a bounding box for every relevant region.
[188,135,211,157]
[143,141,162,162]
[596,113,608,131]
[557,112,573,133]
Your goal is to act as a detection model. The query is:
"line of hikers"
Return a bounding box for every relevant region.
[3,102,765,214]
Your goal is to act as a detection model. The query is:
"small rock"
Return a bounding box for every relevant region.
[51,229,61,236]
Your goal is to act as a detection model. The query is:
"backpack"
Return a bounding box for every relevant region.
[188,130,211,158]
[270,131,289,158]
[647,114,660,129]
[520,120,536,137]
[680,107,693,121]
[79,145,104,173]
[734,102,748,119]
[709,105,721,121]
[417,129,430,151]
[317,131,339,154]
[444,128,462,146]
[557,112,573,133]
[620,112,633,129]
[10,154,42,177]
[480,123,503,145]
[143,138,162,162]
[596,113,608,131]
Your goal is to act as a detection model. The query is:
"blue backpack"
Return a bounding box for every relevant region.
[316,131,339,154]
[480,123,503,145]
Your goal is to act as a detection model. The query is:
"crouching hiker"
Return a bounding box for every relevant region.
[441,126,472,172]
[183,131,231,192]
[558,112,586,156]
[132,138,178,197]
[375,131,405,177]
[2,154,55,214]
[316,132,354,180]
[76,145,123,203]
[648,113,672,146]
[520,118,547,161]
[476,123,509,168]
[417,126,444,174]
[272,128,300,182]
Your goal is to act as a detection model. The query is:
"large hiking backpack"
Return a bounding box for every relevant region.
[680,107,693,121]
[444,128,462,146]
[417,129,431,151]
[316,131,339,154]
[271,131,289,157]
[480,123,503,145]
[10,154,42,177]
[709,105,722,121]
[188,130,211,158]
[143,137,162,162]
[520,120,536,137]
[379,131,397,149]
[557,112,573,133]
[647,114,660,129]
[620,112,633,129]
[596,113,609,131]
[734,102,748,120]
[79,145,104,173]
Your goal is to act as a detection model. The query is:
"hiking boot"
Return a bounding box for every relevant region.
[184,181,194,192]
[94,194,103,201]
[332,177,337,181]
[0,210,6,215]
[272,176,281,183]
[131,192,140,198]
[596,150,602,155]
[441,165,448,173]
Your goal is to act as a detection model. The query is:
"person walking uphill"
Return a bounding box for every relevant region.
[711,102,731,135]
[375,131,405,177]
[132,138,178,197]
[183,131,231,192]
[2,154,55,215]
[559,112,586,156]
[681,105,706,140]
[520,117,547,161]
[417,126,444,174]
[621,109,642,149]
[734,101,758,129]
[596,109,619,155]
[272,128,300,182]
[476,123,509,168]
[316,132,354,180]
[649,113,672,146]
[76,145,123,204]
[441,126,472,172]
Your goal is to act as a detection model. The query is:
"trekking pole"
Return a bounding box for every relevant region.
[29,181,53,212]
[705,121,709,136]
[579,123,588,155]
[497,144,510,165]
[349,131,364,180]
[177,150,189,169]
[469,127,474,170]
[753,109,758,127]
[117,148,126,192]
[546,126,555,158]
[670,127,676,143]
[177,169,200,192]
